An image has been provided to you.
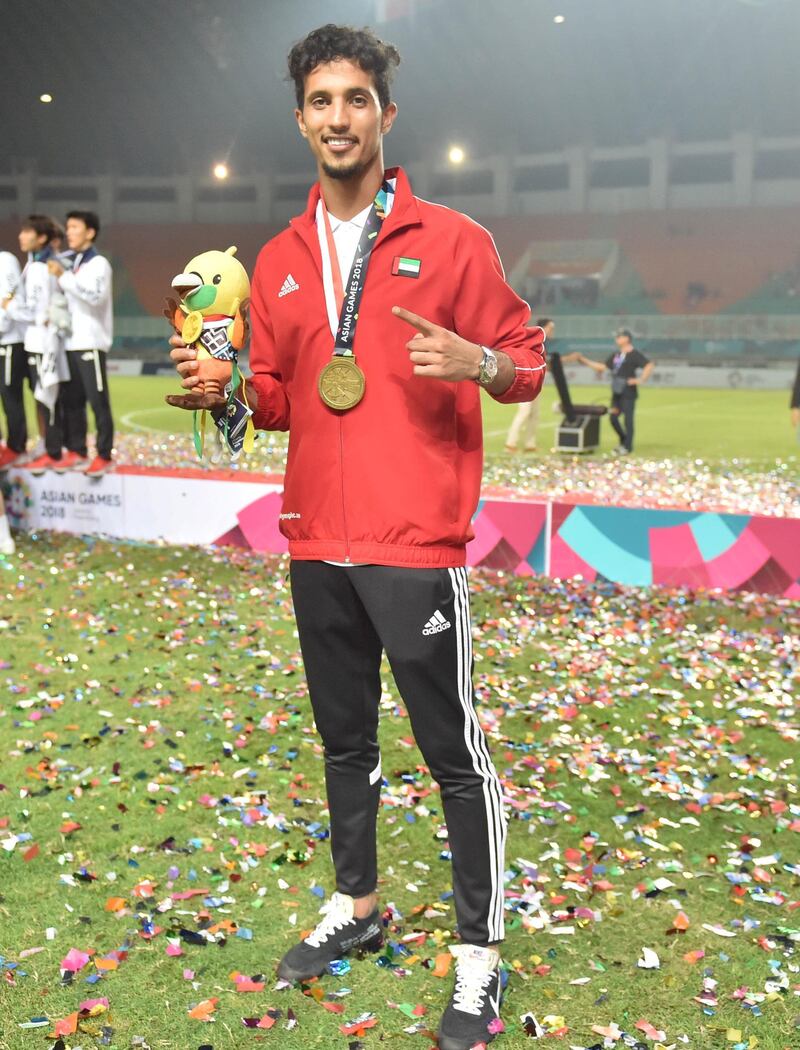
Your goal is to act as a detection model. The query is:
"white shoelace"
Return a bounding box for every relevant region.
[452,962,496,1015]
[303,892,355,948]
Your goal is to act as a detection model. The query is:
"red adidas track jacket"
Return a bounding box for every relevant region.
[248,166,546,568]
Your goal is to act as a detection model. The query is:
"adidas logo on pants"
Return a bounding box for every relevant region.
[423,609,451,635]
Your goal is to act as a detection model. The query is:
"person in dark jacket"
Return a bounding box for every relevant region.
[576,328,654,454]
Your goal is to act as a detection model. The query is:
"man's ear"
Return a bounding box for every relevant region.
[295,107,308,140]
[381,101,398,136]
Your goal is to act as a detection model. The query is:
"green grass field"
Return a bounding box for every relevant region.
[1,535,798,1049]
[3,376,798,1049]
[30,375,798,467]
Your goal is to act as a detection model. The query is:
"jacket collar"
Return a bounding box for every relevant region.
[289,166,421,273]
[328,200,373,233]
[73,246,97,271]
[31,245,55,264]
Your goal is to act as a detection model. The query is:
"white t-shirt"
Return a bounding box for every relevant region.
[329,203,372,283]
[315,182,396,340]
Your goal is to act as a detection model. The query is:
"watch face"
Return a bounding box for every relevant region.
[482,349,498,382]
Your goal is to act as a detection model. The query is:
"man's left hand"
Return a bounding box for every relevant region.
[392,305,481,382]
[47,260,64,278]
[627,377,641,386]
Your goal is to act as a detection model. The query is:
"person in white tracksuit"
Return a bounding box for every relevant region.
[0,215,68,472]
[505,317,554,452]
[0,247,28,469]
[47,211,114,477]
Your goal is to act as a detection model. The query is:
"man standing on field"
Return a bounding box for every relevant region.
[167,24,546,1050]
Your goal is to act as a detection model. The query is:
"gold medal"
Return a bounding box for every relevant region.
[181,310,204,344]
[318,357,365,410]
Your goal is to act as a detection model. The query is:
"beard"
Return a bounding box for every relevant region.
[319,138,381,182]
[321,155,368,181]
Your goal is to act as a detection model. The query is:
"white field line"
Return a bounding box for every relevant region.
[119,408,176,433]
[124,397,712,439]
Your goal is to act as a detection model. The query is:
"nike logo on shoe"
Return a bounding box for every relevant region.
[422,610,451,635]
[278,273,300,298]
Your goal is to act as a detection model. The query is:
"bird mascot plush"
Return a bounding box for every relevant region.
[164,246,254,458]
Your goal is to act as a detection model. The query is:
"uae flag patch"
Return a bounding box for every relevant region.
[392,255,422,279]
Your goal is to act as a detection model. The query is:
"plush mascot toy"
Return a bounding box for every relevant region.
[165,246,254,457]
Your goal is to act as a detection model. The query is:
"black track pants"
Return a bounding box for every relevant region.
[289,560,507,946]
[0,342,29,453]
[60,349,114,459]
[609,394,636,451]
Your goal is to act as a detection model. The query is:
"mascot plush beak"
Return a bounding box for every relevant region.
[171,272,203,299]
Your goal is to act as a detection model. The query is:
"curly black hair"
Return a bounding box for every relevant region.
[287,24,401,110]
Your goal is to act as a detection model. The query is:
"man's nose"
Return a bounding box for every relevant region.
[328,101,349,128]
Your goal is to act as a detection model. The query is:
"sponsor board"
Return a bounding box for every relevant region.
[560,364,796,390]
[105,359,144,376]
[123,473,280,545]
[5,471,125,534]
[4,468,282,546]
[4,469,798,598]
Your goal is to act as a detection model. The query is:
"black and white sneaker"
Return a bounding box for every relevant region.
[276,891,383,982]
[438,945,503,1050]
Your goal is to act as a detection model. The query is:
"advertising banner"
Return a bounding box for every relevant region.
[4,468,798,598]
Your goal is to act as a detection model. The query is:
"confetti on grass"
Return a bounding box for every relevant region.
[0,533,797,1048]
[109,430,799,519]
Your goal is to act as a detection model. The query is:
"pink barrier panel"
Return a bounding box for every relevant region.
[4,469,798,597]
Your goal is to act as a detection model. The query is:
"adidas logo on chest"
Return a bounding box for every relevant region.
[422,610,452,635]
[278,273,300,298]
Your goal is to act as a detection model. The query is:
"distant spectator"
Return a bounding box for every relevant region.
[685,281,708,309]
[574,328,654,455]
[791,359,800,438]
[505,318,554,453]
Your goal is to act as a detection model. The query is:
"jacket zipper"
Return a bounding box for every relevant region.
[339,418,351,563]
[335,230,404,566]
[289,214,416,566]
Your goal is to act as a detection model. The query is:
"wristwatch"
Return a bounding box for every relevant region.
[475,345,498,387]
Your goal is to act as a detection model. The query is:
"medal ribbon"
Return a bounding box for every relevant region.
[320,180,393,358]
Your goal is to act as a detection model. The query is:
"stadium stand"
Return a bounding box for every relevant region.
[1,204,798,361]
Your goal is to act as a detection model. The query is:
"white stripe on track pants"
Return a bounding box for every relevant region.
[289,560,507,945]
